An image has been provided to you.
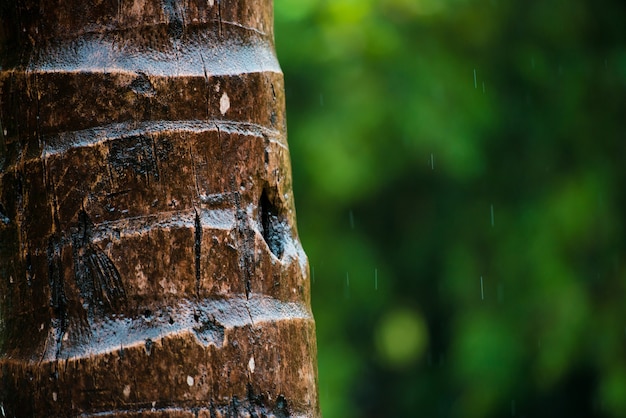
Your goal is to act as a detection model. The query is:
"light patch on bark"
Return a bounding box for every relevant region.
[135,263,148,290]
[220,92,230,115]
[159,277,178,294]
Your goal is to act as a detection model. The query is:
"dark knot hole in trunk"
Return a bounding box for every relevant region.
[258,187,285,259]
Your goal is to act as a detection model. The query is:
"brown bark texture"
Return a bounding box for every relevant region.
[0,1,319,417]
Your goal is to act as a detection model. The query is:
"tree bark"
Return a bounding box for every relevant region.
[0,1,319,417]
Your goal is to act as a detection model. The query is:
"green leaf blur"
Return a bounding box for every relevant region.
[275,0,626,417]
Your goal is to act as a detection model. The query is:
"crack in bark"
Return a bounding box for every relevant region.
[199,52,211,120]
[193,207,202,298]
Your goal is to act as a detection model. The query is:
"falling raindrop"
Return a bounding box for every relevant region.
[490,204,495,227]
[430,153,435,170]
[473,69,477,89]
[480,276,484,300]
[349,210,355,229]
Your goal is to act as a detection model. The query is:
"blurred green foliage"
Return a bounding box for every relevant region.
[274,0,626,417]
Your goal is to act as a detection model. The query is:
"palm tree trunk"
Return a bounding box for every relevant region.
[0,1,319,416]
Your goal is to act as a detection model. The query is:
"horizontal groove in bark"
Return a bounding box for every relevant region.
[3,294,312,361]
[14,24,280,75]
[2,120,285,168]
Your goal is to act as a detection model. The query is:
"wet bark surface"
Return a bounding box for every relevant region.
[0,1,319,416]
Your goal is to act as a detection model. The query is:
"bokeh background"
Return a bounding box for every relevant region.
[274,0,626,417]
